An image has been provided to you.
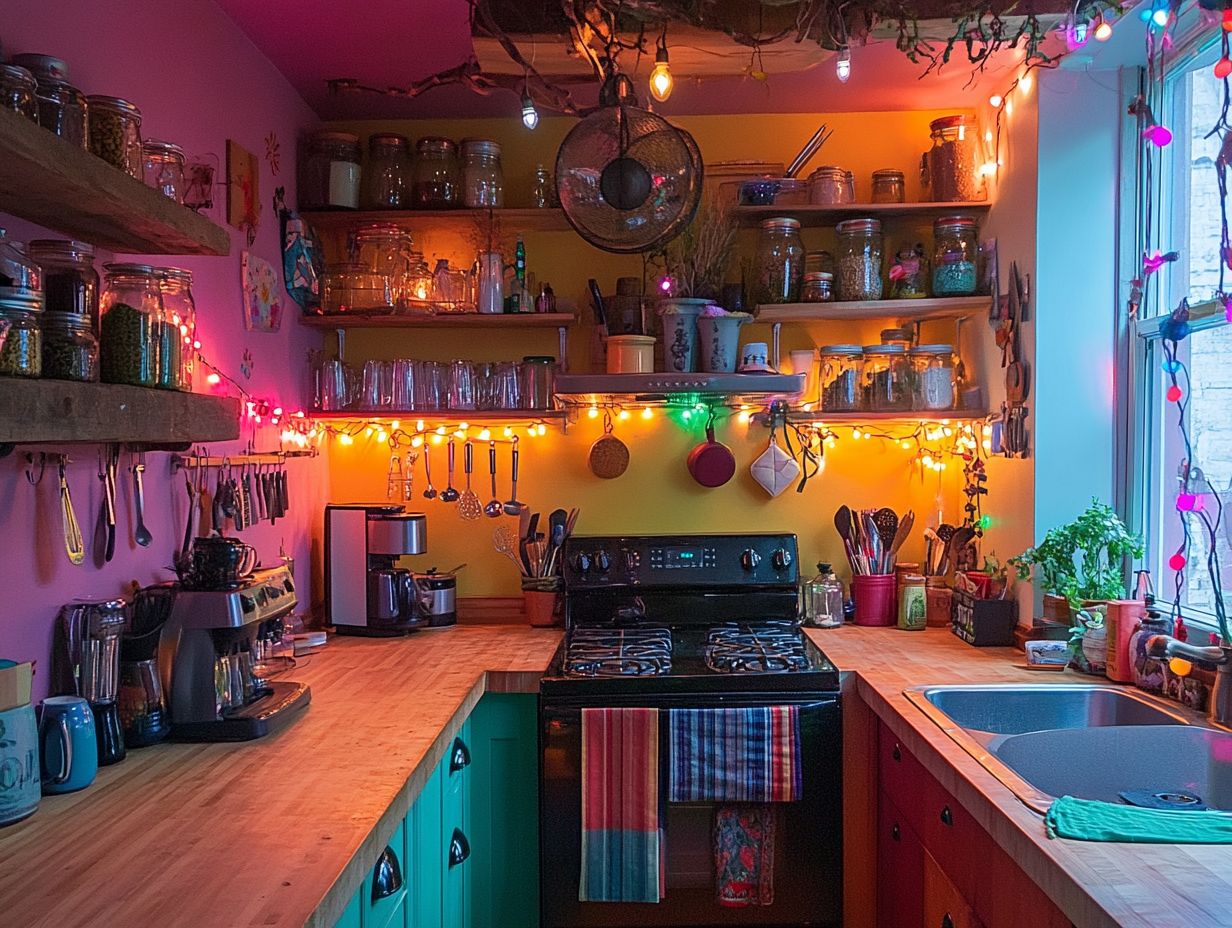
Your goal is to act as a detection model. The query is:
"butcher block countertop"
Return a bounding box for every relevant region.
[1,622,1227,928]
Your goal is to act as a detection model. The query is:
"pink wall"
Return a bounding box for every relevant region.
[0,1,327,700]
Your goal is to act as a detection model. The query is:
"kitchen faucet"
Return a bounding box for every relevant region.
[1146,635,1232,727]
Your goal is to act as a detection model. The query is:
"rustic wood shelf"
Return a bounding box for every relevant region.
[0,107,231,256]
[300,312,574,329]
[0,380,240,446]
[311,409,564,421]
[756,296,988,323]
[301,207,572,234]
[786,408,989,423]
[734,201,991,227]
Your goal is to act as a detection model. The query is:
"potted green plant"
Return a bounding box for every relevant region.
[1010,498,1145,620]
[1068,604,1108,675]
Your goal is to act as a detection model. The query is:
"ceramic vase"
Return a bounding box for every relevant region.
[0,702,40,826]
[657,298,711,373]
[696,313,751,373]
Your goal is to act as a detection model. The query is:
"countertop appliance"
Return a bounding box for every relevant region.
[51,599,129,766]
[158,564,309,741]
[326,504,430,636]
[540,533,842,927]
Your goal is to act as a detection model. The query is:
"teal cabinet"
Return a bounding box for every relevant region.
[362,821,408,928]
[335,888,363,928]
[410,766,444,928]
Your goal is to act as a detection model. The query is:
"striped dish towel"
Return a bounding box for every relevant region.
[667,706,801,802]
[580,708,664,903]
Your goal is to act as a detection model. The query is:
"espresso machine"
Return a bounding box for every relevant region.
[158,564,310,741]
[51,599,129,765]
[326,504,428,635]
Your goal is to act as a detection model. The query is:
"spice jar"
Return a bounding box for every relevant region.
[836,218,884,301]
[925,577,952,628]
[141,140,186,204]
[520,356,556,410]
[10,54,87,149]
[361,133,411,210]
[87,95,143,179]
[41,311,98,382]
[100,263,162,387]
[0,65,38,122]
[0,293,44,378]
[911,344,956,410]
[159,268,197,390]
[862,344,911,411]
[802,271,834,303]
[413,137,460,208]
[889,244,928,299]
[460,138,504,209]
[299,131,361,210]
[754,217,805,304]
[922,115,985,202]
[898,574,927,631]
[27,240,97,320]
[819,345,863,412]
[871,169,906,204]
[807,166,853,205]
[932,215,979,295]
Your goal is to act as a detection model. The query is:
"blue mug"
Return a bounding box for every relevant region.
[39,696,97,794]
[0,701,40,825]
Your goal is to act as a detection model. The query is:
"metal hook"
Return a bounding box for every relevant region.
[25,451,46,486]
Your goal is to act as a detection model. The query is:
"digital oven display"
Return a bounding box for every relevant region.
[648,545,716,569]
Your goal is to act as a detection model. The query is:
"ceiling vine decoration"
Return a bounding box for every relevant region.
[327,0,1107,113]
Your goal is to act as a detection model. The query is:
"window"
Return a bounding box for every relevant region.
[1134,36,1232,625]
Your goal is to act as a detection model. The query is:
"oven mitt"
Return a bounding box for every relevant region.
[750,438,799,497]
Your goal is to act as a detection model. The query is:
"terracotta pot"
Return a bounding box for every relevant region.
[1042,593,1072,623]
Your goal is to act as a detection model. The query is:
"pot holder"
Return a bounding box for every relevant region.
[750,435,800,497]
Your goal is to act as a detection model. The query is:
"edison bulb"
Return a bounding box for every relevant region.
[521,91,539,130]
[836,46,852,83]
[1094,19,1113,40]
[649,50,674,102]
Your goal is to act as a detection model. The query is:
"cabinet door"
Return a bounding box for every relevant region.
[411,766,445,928]
[363,821,409,928]
[465,694,539,928]
[334,887,363,928]
[877,789,925,928]
[923,850,984,928]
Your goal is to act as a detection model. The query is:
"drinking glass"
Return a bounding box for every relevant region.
[361,360,393,409]
[320,359,351,411]
[448,360,476,410]
[493,362,521,410]
[391,359,415,409]
[474,362,496,410]
[414,361,446,410]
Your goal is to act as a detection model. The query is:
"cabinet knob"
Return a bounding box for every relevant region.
[940,805,953,826]
[942,915,955,928]
[892,743,902,762]
[448,828,471,868]
[891,824,901,842]
[371,845,403,903]
[450,736,471,773]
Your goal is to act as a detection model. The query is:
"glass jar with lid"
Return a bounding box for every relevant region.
[836,218,884,301]
[871,169,906,204]
[932,215,979,295]
[351,223,415,308]
[361,133,411,210]
[802,271,834,303]
[520,356,557,410]
[923,115,985,202]
[41,311,98,382]
[807,166,853,205]
[27,240,98,320]
[10,54,87,148]
[804,563,844,628]
[879,327,913,351]
[323,263,388,313]
[299,131,361,210]
[0,231,43,301]
[862,344,911,411]
[0,65,38,122]
[819,345,863,412]
[413,137,460,208]
[911,344,956,410]
[141,140,185,204]
[159,268,196,390]
[0,293,44,378]
[87,95,143,178]
[754,217,805,304]
[100,263,162,387]
[461,138,504,209]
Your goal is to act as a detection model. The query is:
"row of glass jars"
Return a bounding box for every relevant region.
[754,215,980,304]
[819,343,958,412]
[300,131,506,211]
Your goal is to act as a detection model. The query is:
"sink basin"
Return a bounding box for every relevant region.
[995,726,1232,810]
[913,684,1188,734]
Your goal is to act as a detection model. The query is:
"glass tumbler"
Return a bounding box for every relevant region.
[448,360,476,410]
[361,360,393,409]
[390,359,416,409]
[493,362,521,410]
[414,361,446,410]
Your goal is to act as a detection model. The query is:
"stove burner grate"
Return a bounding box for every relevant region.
[705,620,810,674]
[564,627,673,677]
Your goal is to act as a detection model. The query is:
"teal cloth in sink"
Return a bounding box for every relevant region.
[1045,796,1232,843]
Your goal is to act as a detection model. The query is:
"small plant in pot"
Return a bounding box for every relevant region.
[1068,604,1108,675]
[1010,497,1144,621]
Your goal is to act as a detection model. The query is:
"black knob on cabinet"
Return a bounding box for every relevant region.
[892,744,902,762]
[940,806,954,826]
[772,548,793,570]
[740,549,761,571]
[574,552,592,573]
[595,550,611,572]
[942,915,955,928]
[891,824,901,842]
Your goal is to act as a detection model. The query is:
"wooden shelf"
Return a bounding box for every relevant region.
[301,207,572,234]
[300,312,574,329]
[311,409,564,421]
[734,201,991,228]
[786,409,989,423]
[0,106,230,256]
[0,380,240,446]
[756,296,989,324]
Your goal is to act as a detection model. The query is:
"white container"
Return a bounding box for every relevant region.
[606,335,656,373]
[657,298,710,373]
[696,313,751,373]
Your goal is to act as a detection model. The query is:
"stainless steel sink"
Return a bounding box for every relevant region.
[904,684,1200,812]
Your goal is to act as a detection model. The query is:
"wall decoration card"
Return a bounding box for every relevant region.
[242,250,283,333]
[227,139,261,245]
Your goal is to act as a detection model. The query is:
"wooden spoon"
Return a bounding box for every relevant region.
[887,510,915,570]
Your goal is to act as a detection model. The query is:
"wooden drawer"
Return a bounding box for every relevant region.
[877,789,925,928]
[923,850,984,928]
[878,719,930,838]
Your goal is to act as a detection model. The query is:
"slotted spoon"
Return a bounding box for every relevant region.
[458,441,482,521]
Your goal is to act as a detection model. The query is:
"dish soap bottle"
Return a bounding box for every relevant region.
[1128,595,1171,695]
[805,563,844,628]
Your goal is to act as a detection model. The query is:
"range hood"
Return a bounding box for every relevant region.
[554,372,805,404]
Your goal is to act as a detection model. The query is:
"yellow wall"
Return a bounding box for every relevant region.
[322,110,985,598]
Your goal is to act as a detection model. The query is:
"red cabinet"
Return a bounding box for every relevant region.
[877,720,1073,928]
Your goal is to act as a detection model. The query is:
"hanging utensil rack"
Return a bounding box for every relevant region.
[170,448,318,470]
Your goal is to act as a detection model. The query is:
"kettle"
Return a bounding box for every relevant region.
[410,565,463,628]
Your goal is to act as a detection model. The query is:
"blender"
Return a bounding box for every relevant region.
[51,599,128,766]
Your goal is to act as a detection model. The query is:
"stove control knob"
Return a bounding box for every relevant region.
[740,549,762,571]
[595,550,611,573]
[574,552,592,574]
[772,548,793,570]
[624,550,639,572]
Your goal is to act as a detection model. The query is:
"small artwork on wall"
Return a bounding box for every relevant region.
[265,131,281,176]
[227,139,261,246]
[240,347,254,380]
[242,250,284,333]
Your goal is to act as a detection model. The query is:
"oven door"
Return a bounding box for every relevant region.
[539,693,841,928]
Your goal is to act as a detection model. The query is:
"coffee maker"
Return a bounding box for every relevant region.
[326,504,428,635]
[51,599,129,765]
[158,564,310,741]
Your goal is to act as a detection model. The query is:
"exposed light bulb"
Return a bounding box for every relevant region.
[641,407,653,420]
[1019,72,1033,92]
[989,94,1003,108]
[521,89,539,130]
[836,46,852,83]
[1094,19,1113,40]
[649,47,673,102]
[1151,7,1169,26]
